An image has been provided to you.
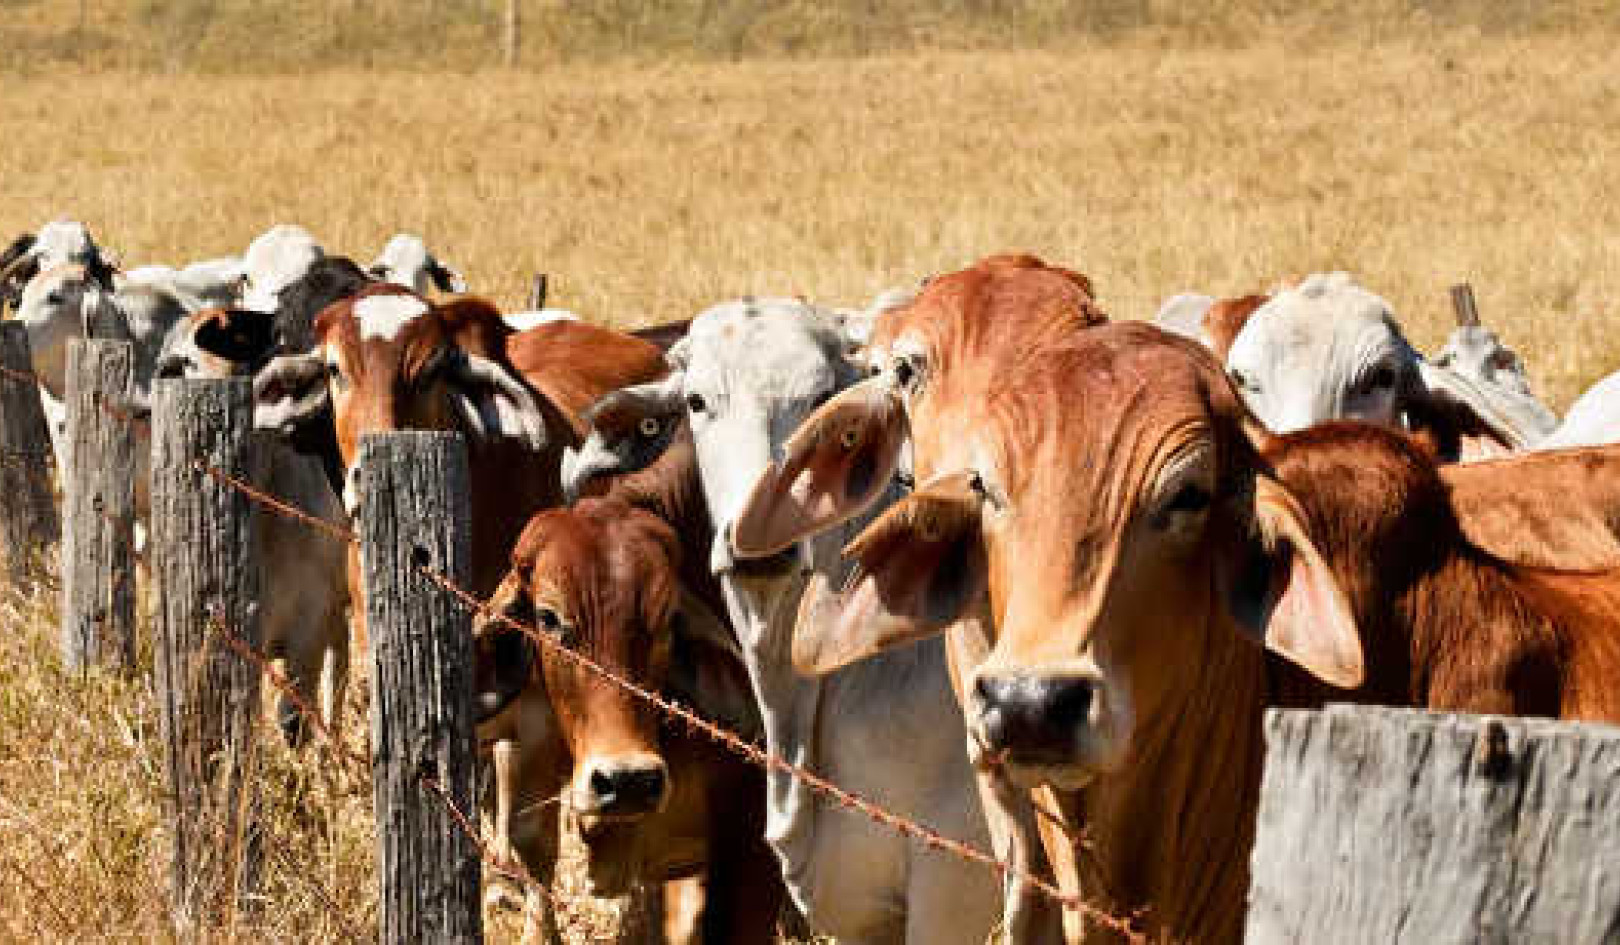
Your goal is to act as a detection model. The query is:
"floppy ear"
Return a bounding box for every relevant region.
[1221,474,1363,688]
[667,590,761,740]
[253,352,331,435]
[732,374,908,557]
[445,351,550,453]
[471,574,537,723]
[195,309,279,368]
[792,470,987,675]
[429,260,468,294]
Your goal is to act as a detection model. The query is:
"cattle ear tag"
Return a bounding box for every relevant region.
[1248,478,1364,689]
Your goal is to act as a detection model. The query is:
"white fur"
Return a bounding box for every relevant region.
[354,294,429,341]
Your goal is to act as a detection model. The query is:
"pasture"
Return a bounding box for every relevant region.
[3,23,1620,944]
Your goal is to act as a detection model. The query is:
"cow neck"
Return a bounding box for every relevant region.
[718,572,825,875]
[1067,614,1272,944]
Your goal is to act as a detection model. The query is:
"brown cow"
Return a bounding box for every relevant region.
[1443,444,1620,569]
[252,283,666,596]
[472,498,778,944]
[745,317,1620,940]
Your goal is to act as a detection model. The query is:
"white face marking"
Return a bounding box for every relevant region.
[501,309,577,332]
[354,294,430,342]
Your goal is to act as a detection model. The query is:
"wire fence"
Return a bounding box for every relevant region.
[0,352,1147,940]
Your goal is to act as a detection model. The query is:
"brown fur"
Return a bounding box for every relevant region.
[1444,444,1620,569]
[1200,293,1267,359]
[477,499,780,942]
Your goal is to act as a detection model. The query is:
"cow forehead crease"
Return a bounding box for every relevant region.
[354,294,431,341]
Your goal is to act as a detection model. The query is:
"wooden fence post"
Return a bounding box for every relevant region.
[1450,282,1481,327]
[61,338,137,671]
[357,431,482,945]
[0,324,60,584]
[1248,705,1620,943]
[505,0,521,67]
[528,272,548,311]
[150,378,263,933]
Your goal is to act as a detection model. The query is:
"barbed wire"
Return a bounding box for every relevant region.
[2,351,1145,938]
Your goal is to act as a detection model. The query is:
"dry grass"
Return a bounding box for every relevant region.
[2,26,1620,943]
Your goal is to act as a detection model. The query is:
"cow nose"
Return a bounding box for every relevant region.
[974,672,1101,763]
[579,757,669,818]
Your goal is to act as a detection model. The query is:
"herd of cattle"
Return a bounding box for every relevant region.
[5,218,1620,944]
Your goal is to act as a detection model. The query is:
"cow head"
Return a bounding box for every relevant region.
[239,224,324,313]
[368,233,467,295]
[470,498,747,894]
[252,285,549,514]
[156,307,282,381]
[11,263,129,396]
[0,220,117,312]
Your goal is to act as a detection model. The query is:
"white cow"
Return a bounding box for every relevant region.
[562,298,998,945]
[120,258,245,311]
[0,219,118,308]
[368,234,467,295]
[240,224,325,313]
[1536,368,1620,449]
[1169,274,1558,458]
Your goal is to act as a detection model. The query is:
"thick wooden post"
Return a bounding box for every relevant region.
[0,324,60,583]
[357,432,482,945]
[150,378,263,933]
[1249,705,1620,943]
[528,272,548,311]
[61,338,137,671]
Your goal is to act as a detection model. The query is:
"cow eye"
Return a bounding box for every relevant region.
[45,291,64,306]
[686,393,707,415]
[1363,365,1397,391]
[894,358,917,389]
[537,608,563,633]
[1165,482,1210,514]
[638,417,662,437]
[1229,368,1257,393]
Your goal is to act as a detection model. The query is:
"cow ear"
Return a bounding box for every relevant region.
[471,574,537,723]
[430,260,468,294]
[195,309,278,366]
[253,353,331,435]
[732,374,908,557]
[1221,474,1363,688]
[445,352,550,453]
[792,471,987,675]
[668,591,760,740]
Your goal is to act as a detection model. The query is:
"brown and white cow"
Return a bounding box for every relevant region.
[744,315,1620,940]
[252,283,666,598]
[472,497,778,944]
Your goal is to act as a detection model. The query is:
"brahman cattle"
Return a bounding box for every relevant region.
[239,224,325,314]
[472,498,778,944]
[368,233,468,295]
[0,219,117,309]
[1537,368,1620,449]
[154,306,351,744]
[564,296,999,945]
[748,296,1620,940]
[1156,274,1558,459]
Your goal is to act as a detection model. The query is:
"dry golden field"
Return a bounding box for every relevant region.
[3,27,1620,943]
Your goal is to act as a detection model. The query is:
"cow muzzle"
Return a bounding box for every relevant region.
[572,754,670,822]
[969,668,1118,789]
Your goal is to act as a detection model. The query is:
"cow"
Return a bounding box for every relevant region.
[368,233,468,295]
[153,306,351,745]
[239,224,325,314]
[1536,368,1620,450]
[471,498,778,943]
[561,295,1000,944]
[743,310,1620,941]
[119,258,245,311]
[1156,275,1558,459]
[250,283,666,598]
[0,220,117,309]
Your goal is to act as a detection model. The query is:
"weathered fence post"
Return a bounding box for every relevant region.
[505,0,521,67]
[0,324,60,583]
[357,431,482,945]
[1248,705,1620,943]
[61,338,137,670]
[1450,282,1482,327]
[528,272,548,311]
[151,378,263,933]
